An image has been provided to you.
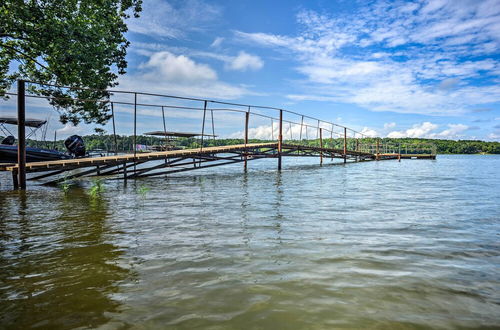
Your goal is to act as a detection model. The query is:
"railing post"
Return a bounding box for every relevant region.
[319,128,323,166]
[398,142,401,162]
[331,124,334,160]
[17,80,26,190]
[111,102,118,155]
[299,115,304,142]
[278,109,283,170]
[244,109,249,171]
[343,127,347,164]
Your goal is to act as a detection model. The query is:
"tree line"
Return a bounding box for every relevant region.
[10,134,499,154]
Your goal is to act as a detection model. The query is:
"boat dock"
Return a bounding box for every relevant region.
[1,80,437,189]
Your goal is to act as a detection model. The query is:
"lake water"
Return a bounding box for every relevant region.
[1,155,499,329]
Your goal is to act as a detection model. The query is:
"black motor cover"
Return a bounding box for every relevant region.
[64,135,86,157]
[1,136,15,145]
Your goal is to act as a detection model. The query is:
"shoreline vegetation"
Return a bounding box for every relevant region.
[8,134,500,155]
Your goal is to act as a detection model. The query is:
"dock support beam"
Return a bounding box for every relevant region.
[244,110,249,171]
[319,128,323,165]
[278,109,283,170]
[343,127,347,164]
[17,80,26,190]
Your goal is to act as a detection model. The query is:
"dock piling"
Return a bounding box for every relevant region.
[17,80,26,190]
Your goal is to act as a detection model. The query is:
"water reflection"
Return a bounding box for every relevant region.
[0,187,130,329]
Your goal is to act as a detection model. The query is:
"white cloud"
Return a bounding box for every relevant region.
[360,127,378,137]
[57,123,85,136]
[436,123,469,138]
[235,2,500,116]
[127,0,221,38]
[211,37,224,48]
[226,51,264,71]
[384,122,396,129]
[120,51,249,99]
[387,122,469,139]
[140,51,217,82]
[488,132,500,140]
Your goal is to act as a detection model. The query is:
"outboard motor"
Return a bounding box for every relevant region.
[64,135,86,157]
[1,136,15,145]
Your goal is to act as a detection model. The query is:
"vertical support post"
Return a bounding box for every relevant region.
[319,128,323,166]
[299,115,304,142]
[17,80,26,190]
[123,162,127,181]
[355,137,359,162]
[331,124,334,160]
[398,142,401,162]
[53,130,57,150]
[200,100,207,152]
[111,102,118,155]
[278,109,283,170]
[271,119,274,141]
[343,127,347,164]
[161,106,167,155]
[244,109,249,171]
[12,170,19,189]
[376,138,380,161]
[210,110,215,142]
[133,93,137,174]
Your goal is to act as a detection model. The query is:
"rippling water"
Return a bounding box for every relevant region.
[1,155,499,329]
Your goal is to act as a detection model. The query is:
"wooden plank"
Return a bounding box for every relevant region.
[4,142,278,172]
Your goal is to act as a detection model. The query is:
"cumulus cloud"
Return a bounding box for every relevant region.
[140,51,217,82]
[120,51,249,99]
[360,127,378,137]
[387,122,469,139]
[226,51,264,71]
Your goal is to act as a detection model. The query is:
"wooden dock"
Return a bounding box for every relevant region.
[3,80,437,189]
[1,141,436,188]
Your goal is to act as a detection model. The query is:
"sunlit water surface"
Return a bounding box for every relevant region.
[1,155,499,329]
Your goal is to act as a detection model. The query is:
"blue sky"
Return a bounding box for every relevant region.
[2,0,500,141]
[117,0,500,140]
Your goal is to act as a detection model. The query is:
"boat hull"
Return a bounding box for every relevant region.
[0,145,70,163]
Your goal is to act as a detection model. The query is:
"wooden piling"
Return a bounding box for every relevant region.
[17,80,26,190]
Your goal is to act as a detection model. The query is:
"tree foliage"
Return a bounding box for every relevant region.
[14,134,500,155]
[0,0,142,125]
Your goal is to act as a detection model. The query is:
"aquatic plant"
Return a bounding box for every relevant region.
[138,184,150,199]
[58,175,73,193]
[89,179,105,198]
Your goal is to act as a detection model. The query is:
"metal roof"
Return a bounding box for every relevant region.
[144,131,217,138]
[0,116,47,128]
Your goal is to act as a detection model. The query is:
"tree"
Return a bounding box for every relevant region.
[0,0,142,125]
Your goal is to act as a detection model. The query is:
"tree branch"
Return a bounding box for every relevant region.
[0,42,50,71]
